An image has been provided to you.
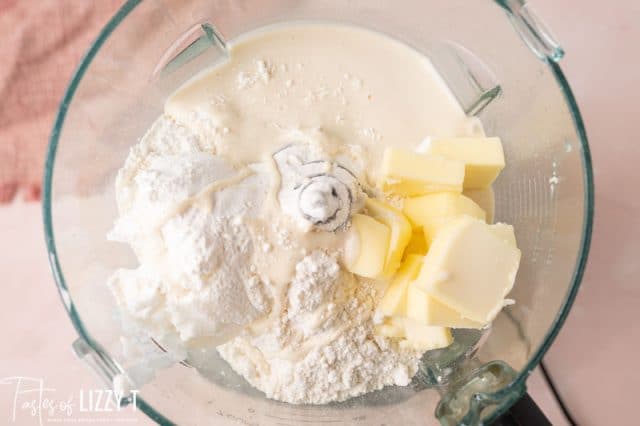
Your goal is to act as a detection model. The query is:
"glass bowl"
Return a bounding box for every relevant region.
[43,0,593,424]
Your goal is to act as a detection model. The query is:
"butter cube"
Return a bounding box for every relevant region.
[400,319,453,351]
[345,214,390,278]
[376,317,452,352]
[428,138,505,189]
[490,223,517,247]
[365,198,412,276]
[406,284,484,329]
[379,148,465,196]
[404,231,428,257]
[378,255,423,316]
[378,254,477,330]
[415,216,521,323]
[403,193,486,245]
[464,187,495,224]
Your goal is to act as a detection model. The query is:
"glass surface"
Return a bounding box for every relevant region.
[43,0,593,424]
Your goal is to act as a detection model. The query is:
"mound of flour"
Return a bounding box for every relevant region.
[218,250,421,404]
[108,116,272,346]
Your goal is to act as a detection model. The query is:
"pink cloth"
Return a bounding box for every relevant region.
[0,0,122,202]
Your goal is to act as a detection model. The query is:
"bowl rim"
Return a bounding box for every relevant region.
[42,0,594,424]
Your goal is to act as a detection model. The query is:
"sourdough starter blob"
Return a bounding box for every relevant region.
[108,23,483,404]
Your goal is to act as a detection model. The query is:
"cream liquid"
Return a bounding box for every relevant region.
[166,23,484,184]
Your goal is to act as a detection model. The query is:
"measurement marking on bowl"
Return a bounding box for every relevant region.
[150,338,192,368]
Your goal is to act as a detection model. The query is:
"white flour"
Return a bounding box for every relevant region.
[218,250,421,404]
[109,116,273,346]
[288,250,341,316]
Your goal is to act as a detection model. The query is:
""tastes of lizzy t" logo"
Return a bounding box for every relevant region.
[0,376,139,425]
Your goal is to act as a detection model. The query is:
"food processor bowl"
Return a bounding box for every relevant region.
[44,0,593,424]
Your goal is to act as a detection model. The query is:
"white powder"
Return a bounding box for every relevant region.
[109,115,273,346]
[288,250,340,316]
[286,251,343,338]
[218,250,422,404]
[159,208,268,340]
[271,223,294,249]
[237,59,273,89]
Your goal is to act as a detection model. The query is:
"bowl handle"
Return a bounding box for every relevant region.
[435,360,534,425]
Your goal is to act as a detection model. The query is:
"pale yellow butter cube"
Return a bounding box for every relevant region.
[378,255,423,316]
[365,198,412,276]
[399,319,453,351]
[379,148,465,196]
[406,284,484,329]
[375,317,452,352]
[464,187,495,223]
[490,223,517,247]
[428,137,505,189]
[415,216,521,323]
[344,214,390,278]
[403,193,486,245]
